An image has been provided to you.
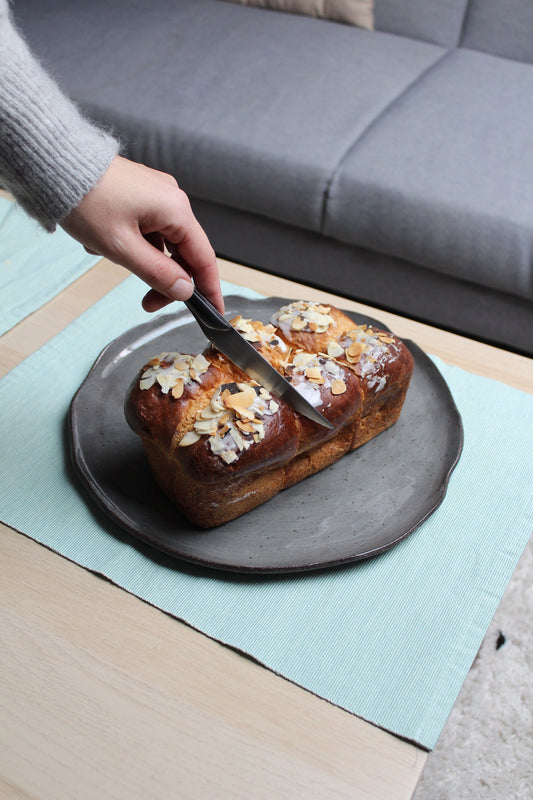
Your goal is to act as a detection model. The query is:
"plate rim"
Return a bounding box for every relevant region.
[69,296,464,574]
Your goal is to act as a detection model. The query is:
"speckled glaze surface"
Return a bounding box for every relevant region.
[69,297,463,573]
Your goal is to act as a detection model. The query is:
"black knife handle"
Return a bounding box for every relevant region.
[184,288,229,332]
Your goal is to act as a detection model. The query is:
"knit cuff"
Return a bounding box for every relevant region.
[0,3,120,231]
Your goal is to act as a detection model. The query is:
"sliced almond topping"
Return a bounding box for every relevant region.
[224,387,257,410]
[231,428,246,451]
[157,373,176,392]
[306,366,323,381]
[291,316,307,331]
[327,340,344,358]
[171,379,184,399]
[191,353,209,372]
[293,352,315,368]
[236,420,255,433]
[199,405,222,420]
[345,353,361,365]
[229,315,242,326]
[179,431,201,447]
[139,376,155,390]
[147,357,160,367]
[210,396,226,414]
[331,378,347,395]
[234,406,255,422]
[347,341,365,358]
[194,418,219,436]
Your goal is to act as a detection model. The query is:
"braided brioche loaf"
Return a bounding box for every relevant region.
[125,301,414,527]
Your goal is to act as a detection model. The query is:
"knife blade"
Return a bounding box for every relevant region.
[184,288,334,429]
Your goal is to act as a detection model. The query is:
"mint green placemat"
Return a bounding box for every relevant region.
[1,275,531,750]
[0,197,100,336]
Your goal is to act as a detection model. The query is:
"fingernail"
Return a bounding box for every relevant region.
[167,278,193,301]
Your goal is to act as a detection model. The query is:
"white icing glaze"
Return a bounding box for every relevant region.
[338,327,400,393]
[231,316,288,352]
[287,352,346,407]
[139,352,209,393]
[180,381,280,464]
[271,300,334,335]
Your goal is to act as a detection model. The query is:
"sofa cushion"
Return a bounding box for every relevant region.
[192,197,533,354]
[460,0,533,65]
[374,0,469,47]
[222,0,374,30]
[324,48,533,300]
[14,0,444,234]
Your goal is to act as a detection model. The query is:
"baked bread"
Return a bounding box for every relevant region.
[125,301,414,527]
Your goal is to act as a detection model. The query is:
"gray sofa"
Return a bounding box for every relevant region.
[15,0,533,354]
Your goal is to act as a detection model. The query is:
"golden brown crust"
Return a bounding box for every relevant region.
[270,302,354,354]
[125,302,414,527]
[125,357,226,452]
[270,301,415,451]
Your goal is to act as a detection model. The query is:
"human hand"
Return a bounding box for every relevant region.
[61,156,224,313]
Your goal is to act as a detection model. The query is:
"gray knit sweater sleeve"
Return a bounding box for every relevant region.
[0,0,119,231]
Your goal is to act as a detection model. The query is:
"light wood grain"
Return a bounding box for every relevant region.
[0,525,425,800]
[0,255,427,799]
[3,249,530,800]
[0,259,128,379]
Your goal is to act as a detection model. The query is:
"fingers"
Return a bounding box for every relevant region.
[139,232,173,311]
[143,231,166,253]
[154,192,225,314]
[119,231,195,304]
[175,235,225,314]
[141,288,173,313]
[61,156,225,313]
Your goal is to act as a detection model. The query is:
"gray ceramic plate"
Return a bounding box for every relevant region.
[70,296,463,573]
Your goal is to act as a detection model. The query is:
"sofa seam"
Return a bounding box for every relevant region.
[318,48,452,235]
[456,0,474,48]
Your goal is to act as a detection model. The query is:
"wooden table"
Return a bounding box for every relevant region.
[1,255,531,800]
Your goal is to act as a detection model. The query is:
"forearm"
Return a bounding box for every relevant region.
[0,1,223,312]
[0,0,119,231]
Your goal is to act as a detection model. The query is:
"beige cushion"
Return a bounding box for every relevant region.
[223,0,374,30]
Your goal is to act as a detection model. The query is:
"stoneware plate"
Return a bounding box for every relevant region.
[70,296,463,573]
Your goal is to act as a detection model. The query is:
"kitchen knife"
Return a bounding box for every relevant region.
[184,288,334,429]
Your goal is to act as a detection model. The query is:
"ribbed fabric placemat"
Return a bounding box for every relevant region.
[0,196,100,335]
[1,275,531,750]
